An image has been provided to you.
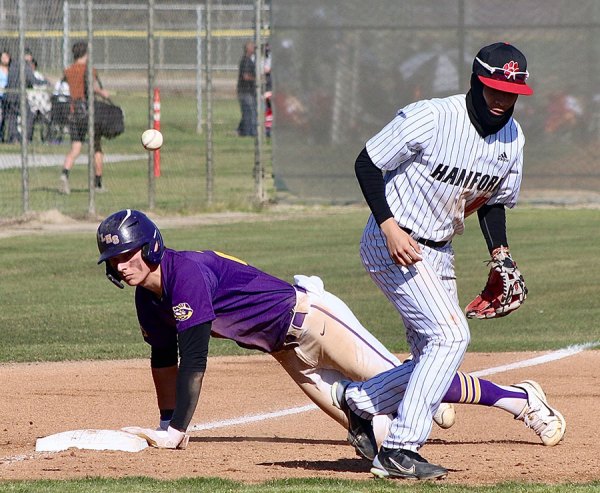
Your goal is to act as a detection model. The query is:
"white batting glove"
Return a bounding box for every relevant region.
[121,425,189,449]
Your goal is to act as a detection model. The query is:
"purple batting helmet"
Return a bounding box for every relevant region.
[97,209,164,288]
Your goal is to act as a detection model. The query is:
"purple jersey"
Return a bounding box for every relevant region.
[135,249,297,353]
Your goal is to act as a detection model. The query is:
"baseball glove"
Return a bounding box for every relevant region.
[465,247,527,319]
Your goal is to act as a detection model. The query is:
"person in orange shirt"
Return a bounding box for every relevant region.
[59,41,109,195]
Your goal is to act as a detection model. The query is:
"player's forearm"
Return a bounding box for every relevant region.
[477,204,508,253]
[170,322,212,431]
[150,342,179,420]
[151,365,178,412]
[170,369,204,431]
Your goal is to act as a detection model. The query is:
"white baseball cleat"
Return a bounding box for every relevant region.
[512,380,566,446]
[433,403,456,429]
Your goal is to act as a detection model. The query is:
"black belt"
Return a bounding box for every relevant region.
[401,228,448,249]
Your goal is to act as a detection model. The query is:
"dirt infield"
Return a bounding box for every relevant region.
[1,350,598,485]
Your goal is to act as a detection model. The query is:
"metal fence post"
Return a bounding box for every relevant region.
[148,0,156,210]
[205,0,214,205]
[253,0,265,204]
[63,0,70,70]
[86,0,96,216]
[18,0,28,214]
[196,5,203,135]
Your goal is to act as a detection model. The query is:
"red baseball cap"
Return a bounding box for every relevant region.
[473,42,533,96]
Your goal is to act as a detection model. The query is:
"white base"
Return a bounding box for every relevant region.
[35,429,148,453]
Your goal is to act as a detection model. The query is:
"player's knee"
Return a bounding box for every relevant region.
[455,333,470,358]
[449,311,470,337]
[452,320,471,350]
[457,335,471,361]
[440,319,471,355]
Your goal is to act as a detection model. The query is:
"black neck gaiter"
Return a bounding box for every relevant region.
[466,74,514,138]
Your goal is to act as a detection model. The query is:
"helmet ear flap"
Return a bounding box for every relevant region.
[105,262,124,289]
[141,243,151,263]
[141,230,164,264]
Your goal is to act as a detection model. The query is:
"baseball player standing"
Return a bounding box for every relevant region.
[335,42,565,479]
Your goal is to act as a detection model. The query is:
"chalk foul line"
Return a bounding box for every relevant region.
[470,341,599,377]
[189,341,599,433]
[189,404,317,432]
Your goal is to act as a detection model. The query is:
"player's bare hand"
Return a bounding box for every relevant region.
[380,219,422,266]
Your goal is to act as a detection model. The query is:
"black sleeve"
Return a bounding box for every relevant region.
[354,147,394,225]
[169,322,211,431]
[150,342,178,369]
[477,204,508,253]
[25,63,36,88]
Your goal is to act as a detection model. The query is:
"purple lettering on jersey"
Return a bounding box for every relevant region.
[135,249,296,353]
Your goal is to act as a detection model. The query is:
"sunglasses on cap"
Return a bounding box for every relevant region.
[475,56,529,83]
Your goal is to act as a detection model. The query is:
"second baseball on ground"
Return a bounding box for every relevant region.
[141,129,163,151]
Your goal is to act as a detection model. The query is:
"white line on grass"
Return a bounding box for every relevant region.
[189,341,599,433]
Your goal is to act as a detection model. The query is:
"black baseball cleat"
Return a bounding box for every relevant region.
[331,379,377,461]
[371,447,448,480]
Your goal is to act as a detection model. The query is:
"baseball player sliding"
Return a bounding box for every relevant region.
[336,42,565,480]
[96,209,562,461]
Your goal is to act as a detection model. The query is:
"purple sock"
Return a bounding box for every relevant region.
[443,373,527,406]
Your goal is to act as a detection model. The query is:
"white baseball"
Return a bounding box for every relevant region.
[433,403,456,429]
[141,129,163,151]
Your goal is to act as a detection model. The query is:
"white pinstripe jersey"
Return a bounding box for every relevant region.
[365,94,525,242]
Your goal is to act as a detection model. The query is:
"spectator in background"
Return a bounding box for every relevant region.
[27,58,52,142]
[3,47,35,143]
[30,57,49,86]
[48,78,70,144]
[59,40,109,195]
[0,50,10,142]
[262,42,273,138]
[263,42,272,92]
[236,41,257,137]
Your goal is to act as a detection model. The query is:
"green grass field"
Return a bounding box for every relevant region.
[2,207,599,364]
[3,477,600,493]
[1,207,599,492]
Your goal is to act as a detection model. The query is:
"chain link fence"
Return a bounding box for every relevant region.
[2,0,599,220]
[0,0,270,219]
[271,0,600,204]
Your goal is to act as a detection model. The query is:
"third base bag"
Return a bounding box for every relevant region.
[94,99,125,139]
